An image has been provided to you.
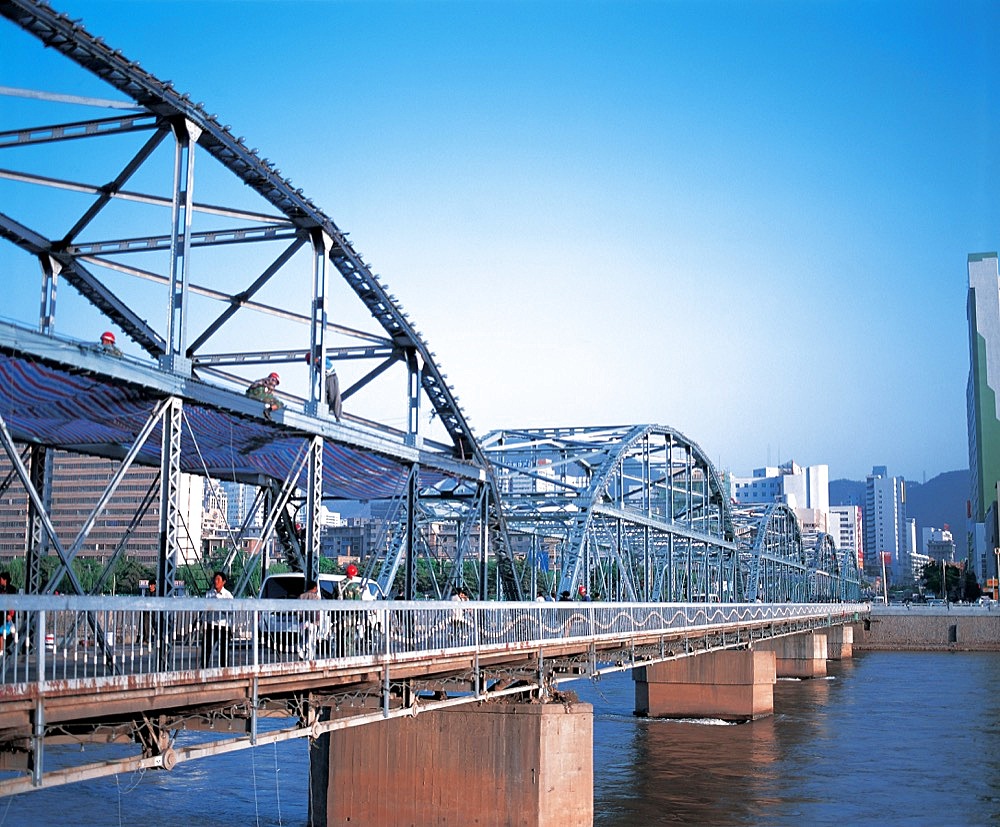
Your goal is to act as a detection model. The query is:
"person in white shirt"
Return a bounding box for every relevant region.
[201,571,233,668]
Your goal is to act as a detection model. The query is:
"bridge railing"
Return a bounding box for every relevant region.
[0,595,867,686]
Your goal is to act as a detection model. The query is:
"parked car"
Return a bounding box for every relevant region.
[257,572,383,652]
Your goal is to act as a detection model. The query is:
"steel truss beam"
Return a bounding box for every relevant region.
[0,0,479,460]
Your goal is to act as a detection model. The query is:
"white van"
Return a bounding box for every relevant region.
[257,572,384,652]
[258,572,382,602]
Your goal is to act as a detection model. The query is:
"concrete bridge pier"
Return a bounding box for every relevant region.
[753,631,829,678]
[310,699,593,826]
[825,624,853,660]
[633,649,777,722]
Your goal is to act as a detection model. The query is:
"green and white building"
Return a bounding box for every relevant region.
[966,252,1000,583]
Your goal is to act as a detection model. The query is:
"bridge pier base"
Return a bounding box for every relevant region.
[310,699,593,826]
[825,624,853,660]
[753,631,828,678]
[633,649,776,721]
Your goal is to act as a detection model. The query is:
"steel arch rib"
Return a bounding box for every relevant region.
[743,502,807,602]
[550,424,736,595]
[0,0,476,460]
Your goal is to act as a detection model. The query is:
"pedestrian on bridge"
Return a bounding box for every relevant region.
[141,580,159,648]
[298,579,328,660]
[201,571,233,668]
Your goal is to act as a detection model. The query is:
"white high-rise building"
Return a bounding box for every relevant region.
[830,505,863,571]
[219,481,262,534]
[864,466,908,583]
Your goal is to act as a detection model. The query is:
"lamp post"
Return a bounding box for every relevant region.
[880,551,889,604]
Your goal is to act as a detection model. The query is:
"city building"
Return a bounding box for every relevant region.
[829,505,864,571]
[863,466,908,583]
[218,480,263,536]
[923,526,956,563]
[967,252,1000,584]
[0,449,203,571]
[731,460,830,535]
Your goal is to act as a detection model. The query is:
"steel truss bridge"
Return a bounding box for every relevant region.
[0,0,865,793]
[0,0,860,612]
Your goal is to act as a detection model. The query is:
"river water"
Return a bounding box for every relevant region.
[2,651,998,826]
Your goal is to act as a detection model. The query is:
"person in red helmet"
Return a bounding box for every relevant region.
[99,330,121,357]
[339,563,362,600]
[246,371,283,420]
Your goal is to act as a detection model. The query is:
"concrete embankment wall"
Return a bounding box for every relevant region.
[858,607,1000,651]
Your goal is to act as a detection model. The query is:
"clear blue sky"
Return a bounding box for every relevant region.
[3,0,998,483]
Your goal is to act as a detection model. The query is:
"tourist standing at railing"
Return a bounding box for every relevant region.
[201,571,233,668]
[0,571,14,656]
[298,579,325,660]
[449,586,470,644]
[334,565,362,656]
[141,580,159,648]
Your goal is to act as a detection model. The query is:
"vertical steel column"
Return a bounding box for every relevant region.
[306,231,330,416]
[37,255,59,334]
[303,435,323,584]
[25,446,51,595]
[666,435,675,601]
[404,466,418,600]
[156,397,183,597]
[643,434,651,517]
[642,524,650,602]
[478,485,489,600]
[163,119,201,373]
[406,353,421,446]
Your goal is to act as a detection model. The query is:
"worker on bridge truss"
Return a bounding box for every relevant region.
[246,372,283,420]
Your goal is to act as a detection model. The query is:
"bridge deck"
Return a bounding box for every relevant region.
[0,596,867,795]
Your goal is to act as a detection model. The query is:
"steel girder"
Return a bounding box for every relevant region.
[480,425,739,601]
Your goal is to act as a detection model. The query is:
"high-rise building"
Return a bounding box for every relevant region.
[966,252,1000,583]
[829,505,863,571]
[863,466,907,583]
[0,449,203,569]
[219,480,262,535]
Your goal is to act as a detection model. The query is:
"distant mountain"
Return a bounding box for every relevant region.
[829,478,865,507]
[904,470,969,557]
[829,470,969,558]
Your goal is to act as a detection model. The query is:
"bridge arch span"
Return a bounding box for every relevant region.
[482,424,739,602]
